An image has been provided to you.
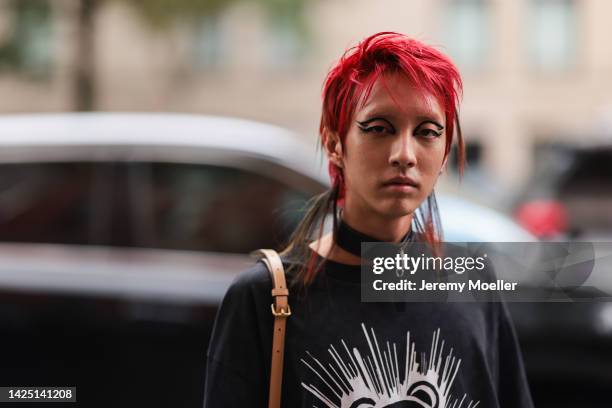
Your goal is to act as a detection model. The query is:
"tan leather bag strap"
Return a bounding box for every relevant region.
[251,249,290,408]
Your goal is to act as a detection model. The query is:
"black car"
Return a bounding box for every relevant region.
[514,144,612,240]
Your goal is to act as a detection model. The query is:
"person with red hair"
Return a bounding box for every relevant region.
[204,32,534,408]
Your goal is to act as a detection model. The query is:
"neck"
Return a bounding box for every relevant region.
[334,207,413,258]
[340,206,412,243]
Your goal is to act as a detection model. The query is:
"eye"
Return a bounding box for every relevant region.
[356,118,395,135]
[416,128,442,138]
[361,125,391,134]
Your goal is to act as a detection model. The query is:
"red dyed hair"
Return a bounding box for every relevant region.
[320,32,465,203]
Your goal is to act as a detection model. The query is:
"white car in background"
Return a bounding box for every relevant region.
[0,113,534,303]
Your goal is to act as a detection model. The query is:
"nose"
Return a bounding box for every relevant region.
[389,132,417,169]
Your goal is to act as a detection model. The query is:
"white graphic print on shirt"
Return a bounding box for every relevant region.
[300,324,479,408]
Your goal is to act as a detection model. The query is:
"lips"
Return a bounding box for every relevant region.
[382,176,419,189]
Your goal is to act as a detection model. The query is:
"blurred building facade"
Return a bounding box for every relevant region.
[1,0,612,202]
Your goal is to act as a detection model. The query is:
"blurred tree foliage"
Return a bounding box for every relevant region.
[257,0,309,46]
[117,0,306,29]
[258,0,307,25]
[115,0,235,27]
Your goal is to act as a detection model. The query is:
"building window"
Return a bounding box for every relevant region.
[0,0,53,78]
[528,0,577,71]
[444,0,490,70]
[191,15,225,69]
[263,8,308,70]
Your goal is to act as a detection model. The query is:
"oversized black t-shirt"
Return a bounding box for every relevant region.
[203,252,534,408]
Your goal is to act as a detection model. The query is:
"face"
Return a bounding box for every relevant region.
[327,73,447,221]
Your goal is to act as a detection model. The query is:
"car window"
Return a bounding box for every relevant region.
[558,150,612,231]
[0,162,113,245]
[127,162,316,253]
[0,161,318,253]
[558,151,612,194]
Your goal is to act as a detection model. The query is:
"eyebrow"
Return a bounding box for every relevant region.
[357,114,444,130]
[356,117,394,127]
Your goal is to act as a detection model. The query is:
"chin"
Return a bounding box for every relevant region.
[379,200,418,218]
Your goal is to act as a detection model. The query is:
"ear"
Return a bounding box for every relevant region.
[322,127,344,168]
